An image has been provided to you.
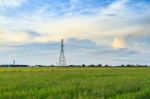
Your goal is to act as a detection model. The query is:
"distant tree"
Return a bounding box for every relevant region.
[89,64,95,67]
[121,64,125,67]
[126,64,132,67]
[82,64,86,67]
[143,65,148,67]
[50,65,54,67]
[104,65,109,67]
[69,65,74,67]
[97,64,102,67]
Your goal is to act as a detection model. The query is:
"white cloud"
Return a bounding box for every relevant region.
[69,0,80,10]
[0,0,25,8]
[101,0,129,14]
[0,0,150,65]
[0,0,149,48]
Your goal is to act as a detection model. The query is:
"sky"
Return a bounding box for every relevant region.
[0,0,150,65]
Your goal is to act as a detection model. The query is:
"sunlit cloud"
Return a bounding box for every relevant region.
[0,30,31,44]
[111,36,126,49]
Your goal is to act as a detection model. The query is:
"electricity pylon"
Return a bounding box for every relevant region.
[58,39,67,66]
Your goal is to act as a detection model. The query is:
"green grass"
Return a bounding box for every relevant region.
[0,67,150,99]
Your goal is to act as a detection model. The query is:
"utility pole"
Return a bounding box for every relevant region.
[58,39,67,66]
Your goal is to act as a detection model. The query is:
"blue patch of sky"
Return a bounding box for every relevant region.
[66,38,99,50]
[129,0,150,4]
[1,0,150,19]
[0,42,60,59]
[2,0,114,17]
[126,0,150,13]
[137,36,150,44]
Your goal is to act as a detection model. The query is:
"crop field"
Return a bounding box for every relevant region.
[0,67,150,99]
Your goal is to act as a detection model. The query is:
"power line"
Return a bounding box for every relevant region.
[1,42,95,48]
[13,52,59,57]
[1,48,59,53]
[0,43,59,48]
[0,52,59,60]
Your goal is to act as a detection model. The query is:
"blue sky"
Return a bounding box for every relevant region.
[0,0,150,65]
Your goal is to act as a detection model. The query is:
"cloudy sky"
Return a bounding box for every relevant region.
[0,0,150,65]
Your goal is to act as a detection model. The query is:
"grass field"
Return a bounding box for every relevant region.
[0,67,150,99]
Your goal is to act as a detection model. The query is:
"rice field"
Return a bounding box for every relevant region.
[0,67,150,99]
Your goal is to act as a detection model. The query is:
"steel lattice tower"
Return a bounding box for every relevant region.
[58,39,67,66]
[13,59,15,65]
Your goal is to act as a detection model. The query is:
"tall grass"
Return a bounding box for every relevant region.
[0,67,150,99]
